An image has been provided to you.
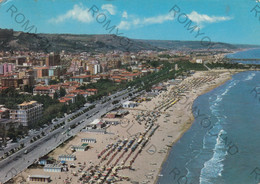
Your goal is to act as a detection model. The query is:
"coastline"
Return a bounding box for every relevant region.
[223,47,258,59]
[153,71,233,184]
[14,70,241,184]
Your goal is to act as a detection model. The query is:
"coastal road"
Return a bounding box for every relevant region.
[0,88,131,157]
[0,88,143,183]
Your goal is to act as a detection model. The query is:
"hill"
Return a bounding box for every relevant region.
[0,29,259,52]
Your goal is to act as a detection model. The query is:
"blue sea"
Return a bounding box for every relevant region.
[226,48,260,64]
[157,49,260,184]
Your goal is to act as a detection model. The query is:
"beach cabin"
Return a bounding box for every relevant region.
[122,101,138,108]
[90,119,106,129]
[81,138,96,143]
[105,111,117,118]
[28,175,51,183]
[71,144,88,151]
[105,121,120,125]
[58,154,76,161]
[83,129,107,134]
[44,164,63,172]
[105,110,128,118]
[38,156,48,166]
[38,156,54,166]
[116,110,129,117]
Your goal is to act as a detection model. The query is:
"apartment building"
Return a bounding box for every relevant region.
[46,53,60,67]
[34,67,49,78]
[0,63,15,75]
[33,86,57,98]
[10,101,43,126]
[1,78,23,88]
[69,75,91,84]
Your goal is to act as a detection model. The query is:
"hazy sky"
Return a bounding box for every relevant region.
[0,0,259,45]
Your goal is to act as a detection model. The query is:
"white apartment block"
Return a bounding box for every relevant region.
[10,101,43,126]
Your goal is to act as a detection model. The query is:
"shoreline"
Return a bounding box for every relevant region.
[14,70,245,184]
[153,71,233,184]
[224,47,259,59]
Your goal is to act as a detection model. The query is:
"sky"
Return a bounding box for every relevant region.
[0,0,259,45]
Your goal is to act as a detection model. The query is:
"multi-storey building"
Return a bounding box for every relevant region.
[0,105,9,119]
[107,59,121,69]
[10,101,43,126]
[1,78,23,88]
[94,64,101,74]
[19,69,35,87]
[69,75,91,84]
[48,66,62,77]
[46,53,60,67]
[0,63,15,75]
[34,67,49,78]
[86,64,94,75]
[33,86,57,98]
[16,57,27,66]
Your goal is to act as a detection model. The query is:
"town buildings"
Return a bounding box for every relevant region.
[0,50,173,130]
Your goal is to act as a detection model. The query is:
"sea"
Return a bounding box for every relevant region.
[226,48,260,64]
[157,48,260,184]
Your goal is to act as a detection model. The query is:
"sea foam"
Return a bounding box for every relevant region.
[199,80,238,184]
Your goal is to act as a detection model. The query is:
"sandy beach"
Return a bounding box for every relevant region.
[13,70,234,184]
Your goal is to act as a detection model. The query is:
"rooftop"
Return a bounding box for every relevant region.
[19,101,38,106]
[28,175,51,179]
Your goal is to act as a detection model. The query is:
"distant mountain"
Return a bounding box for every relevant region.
[137,40,260,50]
[0,29,259,53]
[0,29,160,53]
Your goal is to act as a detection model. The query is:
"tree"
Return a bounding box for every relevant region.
[7,126,17,142]
[60,87,66,97]
[49,79,59,85]
[0,125,7,147]
[16,125,25,137]
[61,104,68,114]
[54,92,59,99]
[24,85,33,93]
